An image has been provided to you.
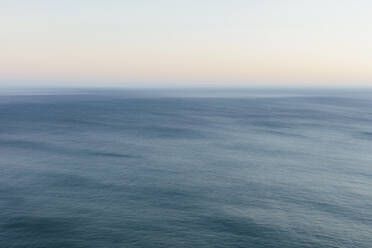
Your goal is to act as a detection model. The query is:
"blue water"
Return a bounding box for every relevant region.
[1,89,372,247]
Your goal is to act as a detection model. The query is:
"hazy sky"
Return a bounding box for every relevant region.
[1,0,371,87]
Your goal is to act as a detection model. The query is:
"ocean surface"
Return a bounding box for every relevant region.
[1,88,372,248]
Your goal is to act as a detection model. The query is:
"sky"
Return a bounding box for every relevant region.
[1,0,371,87]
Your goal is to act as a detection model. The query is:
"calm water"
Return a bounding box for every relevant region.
[1,89,372,247]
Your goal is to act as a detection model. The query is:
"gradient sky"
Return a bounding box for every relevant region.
[1,0,372,87]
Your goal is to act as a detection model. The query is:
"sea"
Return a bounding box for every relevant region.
[1,88,372,248]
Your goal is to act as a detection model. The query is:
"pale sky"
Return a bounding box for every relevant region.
[1,0,372,87]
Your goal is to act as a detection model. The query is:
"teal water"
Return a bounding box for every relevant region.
[1,89,372,247]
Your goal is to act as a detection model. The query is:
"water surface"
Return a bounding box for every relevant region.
[1,89,372,247]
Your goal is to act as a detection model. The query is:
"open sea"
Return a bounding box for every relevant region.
[1,88,372,248]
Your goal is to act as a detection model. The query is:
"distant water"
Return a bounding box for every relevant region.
[1,89,372,248]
